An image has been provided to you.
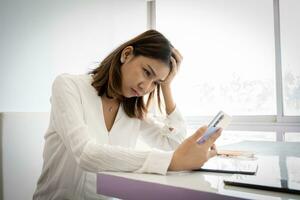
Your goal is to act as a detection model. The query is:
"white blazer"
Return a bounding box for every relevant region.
[33,74,187,200]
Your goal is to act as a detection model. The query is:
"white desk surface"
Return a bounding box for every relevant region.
[97,141,300,200]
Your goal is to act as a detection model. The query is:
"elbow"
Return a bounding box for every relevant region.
[78,156,97,172]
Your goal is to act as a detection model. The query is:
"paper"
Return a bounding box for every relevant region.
[217,150,255,158]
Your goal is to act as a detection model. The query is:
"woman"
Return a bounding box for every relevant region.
[33,30,221,200]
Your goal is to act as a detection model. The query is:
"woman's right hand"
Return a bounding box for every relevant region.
[168,126,221,171]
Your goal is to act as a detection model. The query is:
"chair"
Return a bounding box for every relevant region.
[0,112,49,200]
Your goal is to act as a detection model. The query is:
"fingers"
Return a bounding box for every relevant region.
[208,143,218,159]
[162,48,182,85]
[208,148,218,159]
[170,56,177,72]
[203,128,222,148]
[188,126,208,142]
[171,48,182,70]
[210,144,217,151]
[172,48,183,63]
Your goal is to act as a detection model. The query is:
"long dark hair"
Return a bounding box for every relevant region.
[90,30,173,119]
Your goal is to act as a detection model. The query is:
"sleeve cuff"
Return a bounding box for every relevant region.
[166,106,185,124]
[135,149,174,175]
[164,107,187,137]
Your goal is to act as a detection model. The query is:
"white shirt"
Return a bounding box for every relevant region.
[33,74,187,200]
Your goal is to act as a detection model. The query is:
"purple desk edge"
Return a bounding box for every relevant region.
[97,173,247,200]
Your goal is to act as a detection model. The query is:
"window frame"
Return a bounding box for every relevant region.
[147,0,300,141]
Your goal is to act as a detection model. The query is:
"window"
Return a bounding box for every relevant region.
[280,0,300,116]
[150,0,300,141]
[285,132,300,142]
[156,0,276,116]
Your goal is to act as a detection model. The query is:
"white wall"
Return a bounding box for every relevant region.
[0,0,147,112]
[0,1,147,199]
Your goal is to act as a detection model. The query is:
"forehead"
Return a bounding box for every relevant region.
[137,56,170,79]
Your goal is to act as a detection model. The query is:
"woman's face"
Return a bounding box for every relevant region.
[120,54,170,98]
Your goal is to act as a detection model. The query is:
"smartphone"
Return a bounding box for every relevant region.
[224,176,300,194]
[197,111,231,144]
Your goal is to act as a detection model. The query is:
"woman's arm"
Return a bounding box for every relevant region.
[161,48,183,114]
[161,84,175,115]
[51,74,173,175]
[52,74,219,174]
[161,48,222,170]
[139,106,187,151]
[139,48,186,150]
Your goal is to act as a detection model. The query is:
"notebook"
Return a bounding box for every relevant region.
[196,156,258,175]
[224,176,300,194]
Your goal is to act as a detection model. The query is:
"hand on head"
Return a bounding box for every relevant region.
[168,126,222,171]
[161,48,183,86]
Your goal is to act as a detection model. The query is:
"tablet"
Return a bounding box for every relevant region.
[196,156,258,175]
[224,176,300,194]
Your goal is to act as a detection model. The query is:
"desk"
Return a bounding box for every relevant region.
[97,141,300,200]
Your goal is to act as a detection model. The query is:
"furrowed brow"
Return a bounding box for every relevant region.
[146,64,164,82]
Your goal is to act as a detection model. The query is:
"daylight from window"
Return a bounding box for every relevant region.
[157,0,276,116]
[280,0,300,116]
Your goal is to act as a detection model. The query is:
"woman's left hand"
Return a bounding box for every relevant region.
[161,48,183,86]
